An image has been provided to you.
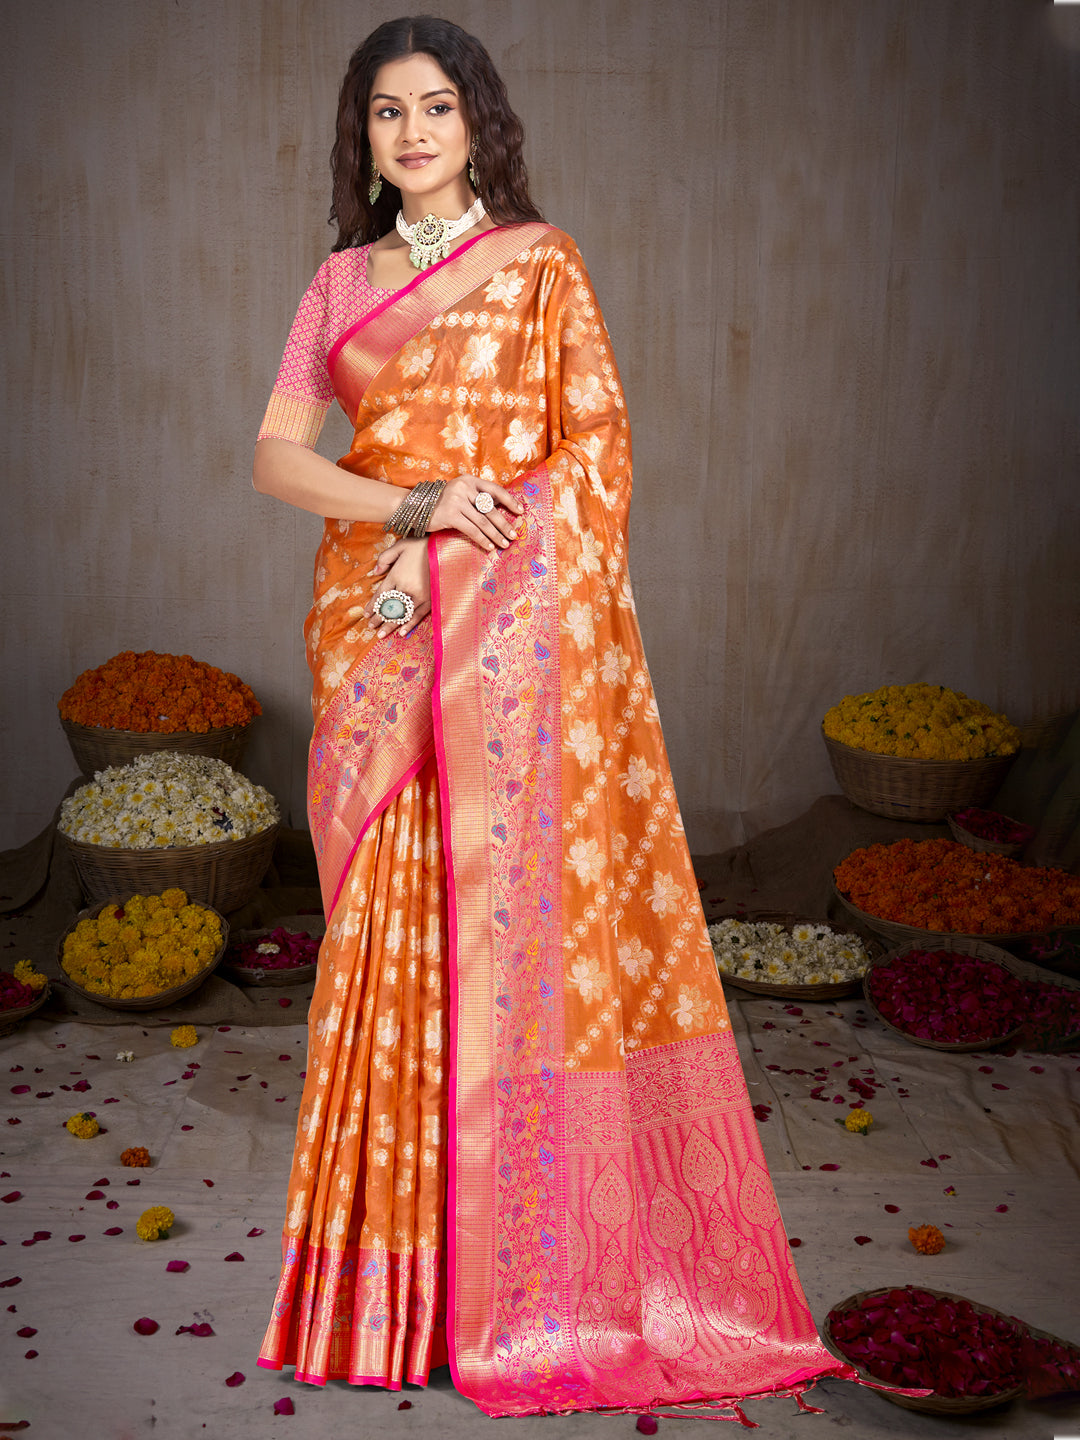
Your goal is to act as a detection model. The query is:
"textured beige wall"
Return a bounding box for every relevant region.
[3,1,1078,855]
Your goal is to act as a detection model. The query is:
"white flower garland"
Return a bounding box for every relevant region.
[59,752,279,849]
[708,918,870,986]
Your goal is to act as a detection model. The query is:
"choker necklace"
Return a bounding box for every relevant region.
[396,197,486,270]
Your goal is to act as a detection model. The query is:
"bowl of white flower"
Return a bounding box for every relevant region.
[708,913,877,1000]
[58,752,280,914]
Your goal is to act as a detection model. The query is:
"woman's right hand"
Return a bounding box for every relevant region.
[428,475,524,552]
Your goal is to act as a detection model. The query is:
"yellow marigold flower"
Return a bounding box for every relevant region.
[136,1204,175,1241]
[161,888,188,910]
[144,895,164,913]
[65,1112,100,1139]
[909,1223,946,1255]
[13,960,47,991]
[170,1025,199,1048]
[845,1109,874,1134]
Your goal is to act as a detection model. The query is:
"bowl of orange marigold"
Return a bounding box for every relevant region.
[58,889,227,1009]
[59,650,261,777]
[822,683,1020,822]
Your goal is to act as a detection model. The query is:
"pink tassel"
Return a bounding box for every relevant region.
[793,1391,825,1415]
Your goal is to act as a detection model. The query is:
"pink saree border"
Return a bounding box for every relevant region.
[329,223,553,424]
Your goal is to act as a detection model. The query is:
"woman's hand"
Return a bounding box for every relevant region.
[428,474,524,552]
[366,538,432,640]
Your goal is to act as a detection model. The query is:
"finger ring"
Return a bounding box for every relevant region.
[375,589,415,625]
[473,492,495,514]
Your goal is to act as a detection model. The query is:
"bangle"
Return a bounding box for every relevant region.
[383,480,446,538]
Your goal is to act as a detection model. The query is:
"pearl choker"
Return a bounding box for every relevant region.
[395,198,486,270]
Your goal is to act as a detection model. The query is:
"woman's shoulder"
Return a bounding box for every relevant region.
[503,223,584,270]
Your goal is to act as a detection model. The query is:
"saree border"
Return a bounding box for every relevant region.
[329,222,553,423]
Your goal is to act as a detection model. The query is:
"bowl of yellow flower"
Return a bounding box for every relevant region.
[57,889,228,1010]
[822,684,1020,821]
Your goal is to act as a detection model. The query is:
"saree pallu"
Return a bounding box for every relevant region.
[259,225,855,1417]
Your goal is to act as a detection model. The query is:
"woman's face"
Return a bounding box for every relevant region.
[367,52,472,217]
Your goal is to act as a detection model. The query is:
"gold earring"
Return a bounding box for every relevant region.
[468,139,478,190]
[368,154,382,204]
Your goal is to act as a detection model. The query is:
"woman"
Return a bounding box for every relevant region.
[254,16,854,1421]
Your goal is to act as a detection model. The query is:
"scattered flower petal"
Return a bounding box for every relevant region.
[224,1252,244,1262]
[133,1317,159,1335]
[225,1371,245,1387]
[636,1417,659,1436]
[854,1235,873,1245]
[246,1227,265,1238]
[274,1398,296,1415]
[166,1260,190,1273]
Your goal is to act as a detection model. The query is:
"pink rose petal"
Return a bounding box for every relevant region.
[166,1260,190,1273]
[176,1322,214,1336]
[636,1417,659,1436]
[224,1252,244,1262]
[274,1398,296,1415]
[225,1371,246,1387]
[133,1317,159,1335]
[85,1190,105,1201]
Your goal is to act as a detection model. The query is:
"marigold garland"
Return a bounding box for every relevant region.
[60,890,222,1000]
[136,1205,175,1241]
[835,839,1080,934]
[170,1025,199,1048]
[65,1112,100,1139]
[909,1224,946,1255]
[121,1146,152,1168]
[59,650,260,733]
[823,683,1019,760]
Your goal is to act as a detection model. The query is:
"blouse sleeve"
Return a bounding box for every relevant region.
[256,261,336,448]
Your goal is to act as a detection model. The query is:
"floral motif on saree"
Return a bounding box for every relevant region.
[259,225,855,1417]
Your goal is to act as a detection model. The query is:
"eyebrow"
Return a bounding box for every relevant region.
[371,88,456,102]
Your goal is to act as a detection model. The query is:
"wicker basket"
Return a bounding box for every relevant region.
[822,730,1015,822]
[947,811,1031,858]
[831,880,1080,949]
[863,937,1025,1051]
[218,920,324,988]
[57,894,227,1010]
[60,824,278,914]
[61,716,252,777]
[712,911,879,1000]
[822,1287,1025,1414]
[0,982,51,1038]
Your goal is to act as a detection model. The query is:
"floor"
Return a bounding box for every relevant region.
[2,986,1079,1440]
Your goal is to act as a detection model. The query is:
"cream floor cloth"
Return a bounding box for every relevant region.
[1,999,1078,1439]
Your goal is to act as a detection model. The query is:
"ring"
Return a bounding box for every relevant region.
[473,492,495,514]
[375,589,415,625]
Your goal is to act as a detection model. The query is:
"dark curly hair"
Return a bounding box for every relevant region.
[330,16,544,250]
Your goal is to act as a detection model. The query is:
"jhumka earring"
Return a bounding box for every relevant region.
[368,154,382,204]
[468,139,478,191]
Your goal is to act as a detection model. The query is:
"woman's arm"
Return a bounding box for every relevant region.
[253,437,523,547]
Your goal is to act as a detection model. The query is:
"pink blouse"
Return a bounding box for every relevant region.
[258,245,392,448]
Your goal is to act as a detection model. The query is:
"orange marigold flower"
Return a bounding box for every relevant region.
[58,651,261,732]
[909,1223,946,1255]
[121,1146,152,1168]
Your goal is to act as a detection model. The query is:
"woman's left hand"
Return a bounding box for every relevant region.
[366,537,431,639]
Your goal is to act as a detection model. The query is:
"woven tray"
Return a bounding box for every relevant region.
[0,982,51,1039]
[863,938,1025,1051]
[822,730,1015,822]
[947,812,1028,858]
[218,921,323,988]
[829,882,1078,949]
[60,824,278,915]
[822,1287,1025,1414]
[57,894,228,1010]
[61,716,251,777]
[713,911,878,1000]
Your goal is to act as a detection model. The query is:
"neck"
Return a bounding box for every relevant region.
[400,183,477,226]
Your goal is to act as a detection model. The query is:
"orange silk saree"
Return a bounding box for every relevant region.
[259,225,854,1418]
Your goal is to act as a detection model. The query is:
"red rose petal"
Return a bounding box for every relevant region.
[788,1237,802,1247]
[636,1417,659,1436]
[854,1235,873,1245]
[133,1317,159,1335]
[2,1192,21,1203]
[181,1125,194,1131]
[176,1322,214,1336]
[225,1371,246,1387]
[247,1228,265,1238]
[166,1260,190,1273]
[16,1326,36,1337]
[224,1252,244,1262]
[884,1204,900,1213]
[106,1201,119,1210]
[996,1204,1009,1213]
[104,1227,123,1236]
[278,998,292,1007]
[274,1398,296,1415]
[202,1179,215,1188]
[85,1190,105,1201]
[93,1179,109,1186]
[68,1235,85,1243]
[819,1163,840,1171]
[0,1277,22,1288]
[24,1350,37,1359]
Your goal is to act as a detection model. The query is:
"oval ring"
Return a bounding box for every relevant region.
[375,588,415,625]
[473,492,496,514]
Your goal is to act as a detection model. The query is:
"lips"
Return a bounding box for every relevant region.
[397,154,435,168]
